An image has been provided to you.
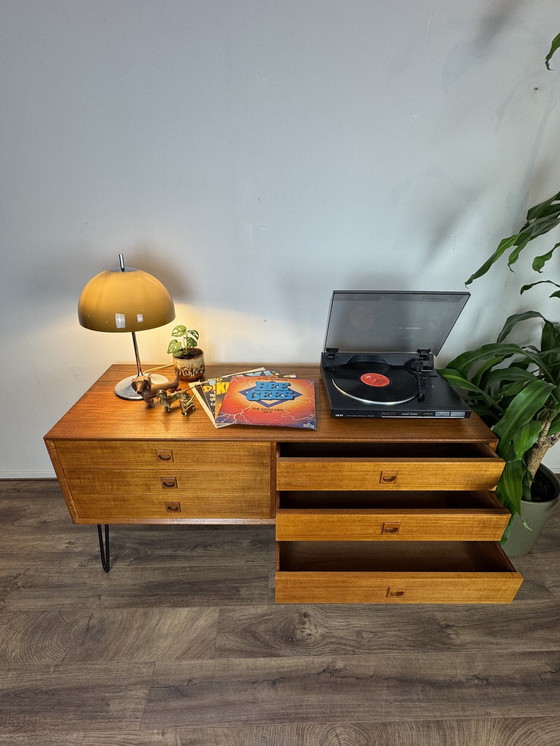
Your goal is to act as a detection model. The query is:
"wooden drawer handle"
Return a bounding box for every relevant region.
[382,522,401,535]
[161,477,178,489]
[165,501,181,513]
[380,471,398,484]
[387,587,406,598]
[157,450,174,462]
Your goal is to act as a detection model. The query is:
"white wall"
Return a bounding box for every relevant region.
[1,0,559,476]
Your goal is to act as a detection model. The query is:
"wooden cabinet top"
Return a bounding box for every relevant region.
[45,364,498,446]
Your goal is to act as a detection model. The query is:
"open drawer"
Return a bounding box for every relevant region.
[276,490,510,541]
[276,443,504,491]
[275,541,522,604]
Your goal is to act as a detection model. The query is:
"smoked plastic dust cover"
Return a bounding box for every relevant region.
[324,291,470,356]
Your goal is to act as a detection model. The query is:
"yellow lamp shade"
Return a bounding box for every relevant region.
[78,265,175,333]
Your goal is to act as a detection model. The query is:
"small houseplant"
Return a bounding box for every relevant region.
[441,35,560,554]
[167,324,205,382]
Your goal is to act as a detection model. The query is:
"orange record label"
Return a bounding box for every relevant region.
[360,372,390,387]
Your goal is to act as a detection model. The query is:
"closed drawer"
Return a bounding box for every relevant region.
[70,492,271,522]
[65,467,268,498]
[276,443,504,491]
[54,440,270,470]
[64,466,271,522]
[276,491,510,541]
[275,541,522,604]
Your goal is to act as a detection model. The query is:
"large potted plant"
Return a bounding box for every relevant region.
[441,310,560,555]
[441,35,560,555]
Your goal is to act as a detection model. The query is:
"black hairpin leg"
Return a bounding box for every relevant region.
[97,524,111,572]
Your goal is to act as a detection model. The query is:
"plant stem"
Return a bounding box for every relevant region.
[526,416,554,477]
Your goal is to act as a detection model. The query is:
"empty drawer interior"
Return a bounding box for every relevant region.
[277,541,515,573]
[278,442,493,459]
[278,490,503,510]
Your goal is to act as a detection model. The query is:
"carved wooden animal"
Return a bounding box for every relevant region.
[131,374,180,407]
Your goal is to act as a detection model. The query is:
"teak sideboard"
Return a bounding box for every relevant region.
[44,363,522,604]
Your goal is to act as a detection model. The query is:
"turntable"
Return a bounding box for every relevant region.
[321,290,471,418]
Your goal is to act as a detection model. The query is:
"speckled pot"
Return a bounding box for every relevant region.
[172,349,205,382]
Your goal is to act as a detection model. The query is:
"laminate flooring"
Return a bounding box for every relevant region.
[1,479,560,745]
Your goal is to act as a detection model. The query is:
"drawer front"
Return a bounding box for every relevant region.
[54,440,270,470]
[70,492,271,522]
[275,509,510,541]
[275,571,522,604]
[65,468,268,498]
[64,466,271,521]
[276,457,504,491]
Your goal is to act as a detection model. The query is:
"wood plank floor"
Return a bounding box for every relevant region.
[1,479,560,745]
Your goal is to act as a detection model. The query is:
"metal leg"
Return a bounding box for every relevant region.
[97,524,111,572]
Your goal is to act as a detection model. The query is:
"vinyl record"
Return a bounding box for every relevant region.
[332,361,417,405]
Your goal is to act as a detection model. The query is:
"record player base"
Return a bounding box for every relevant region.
[44,364,522,605]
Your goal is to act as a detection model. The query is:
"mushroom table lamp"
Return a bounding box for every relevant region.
[78,254,176,399]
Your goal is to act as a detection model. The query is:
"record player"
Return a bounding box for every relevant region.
[321,290,471,418]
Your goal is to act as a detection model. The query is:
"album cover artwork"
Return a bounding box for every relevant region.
[189,367,268,427]
[215,376,316,429]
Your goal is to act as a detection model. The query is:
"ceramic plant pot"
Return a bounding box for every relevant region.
[172,348,205,382]
[502,465,560,558]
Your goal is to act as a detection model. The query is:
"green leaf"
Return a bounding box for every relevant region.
[541,320,560,352]
[511,421,542,460]
[496,459,525,517]
[532,243,560,272]
[446,343,521,375]
[465,234,518,285]
[466,189,560,283]
[520,280,560,295]
[545,32,560,69]
[548,412,560,436]
[497,311,546,342]
[167,340,181,355]
[485,367,540,387]
[493,379,555,452]
[171,325,187,337]
[525,190,560,221]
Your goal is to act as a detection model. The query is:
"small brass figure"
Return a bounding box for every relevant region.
[157,388,196,416]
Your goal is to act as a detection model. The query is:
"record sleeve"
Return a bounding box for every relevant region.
[215,376,316,429]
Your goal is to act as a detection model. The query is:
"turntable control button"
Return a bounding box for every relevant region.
[380,471,398,484]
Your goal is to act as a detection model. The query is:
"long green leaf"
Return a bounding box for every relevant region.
[465,235,518,285]
[520,280,560,295]
[497,311,548,342]
[541,321,560,352]
[496,459,525,517]
[545,32,560,69]
[467,189,560,282]
[493,380,555,452]
[507,214,560,267]
[525,190,560,221]
[439,368,498,406]
[446,343,521,375]
[533,242,560,272]
[512,421,542,460]
[548,411,560,436]
[485,367,540,387]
